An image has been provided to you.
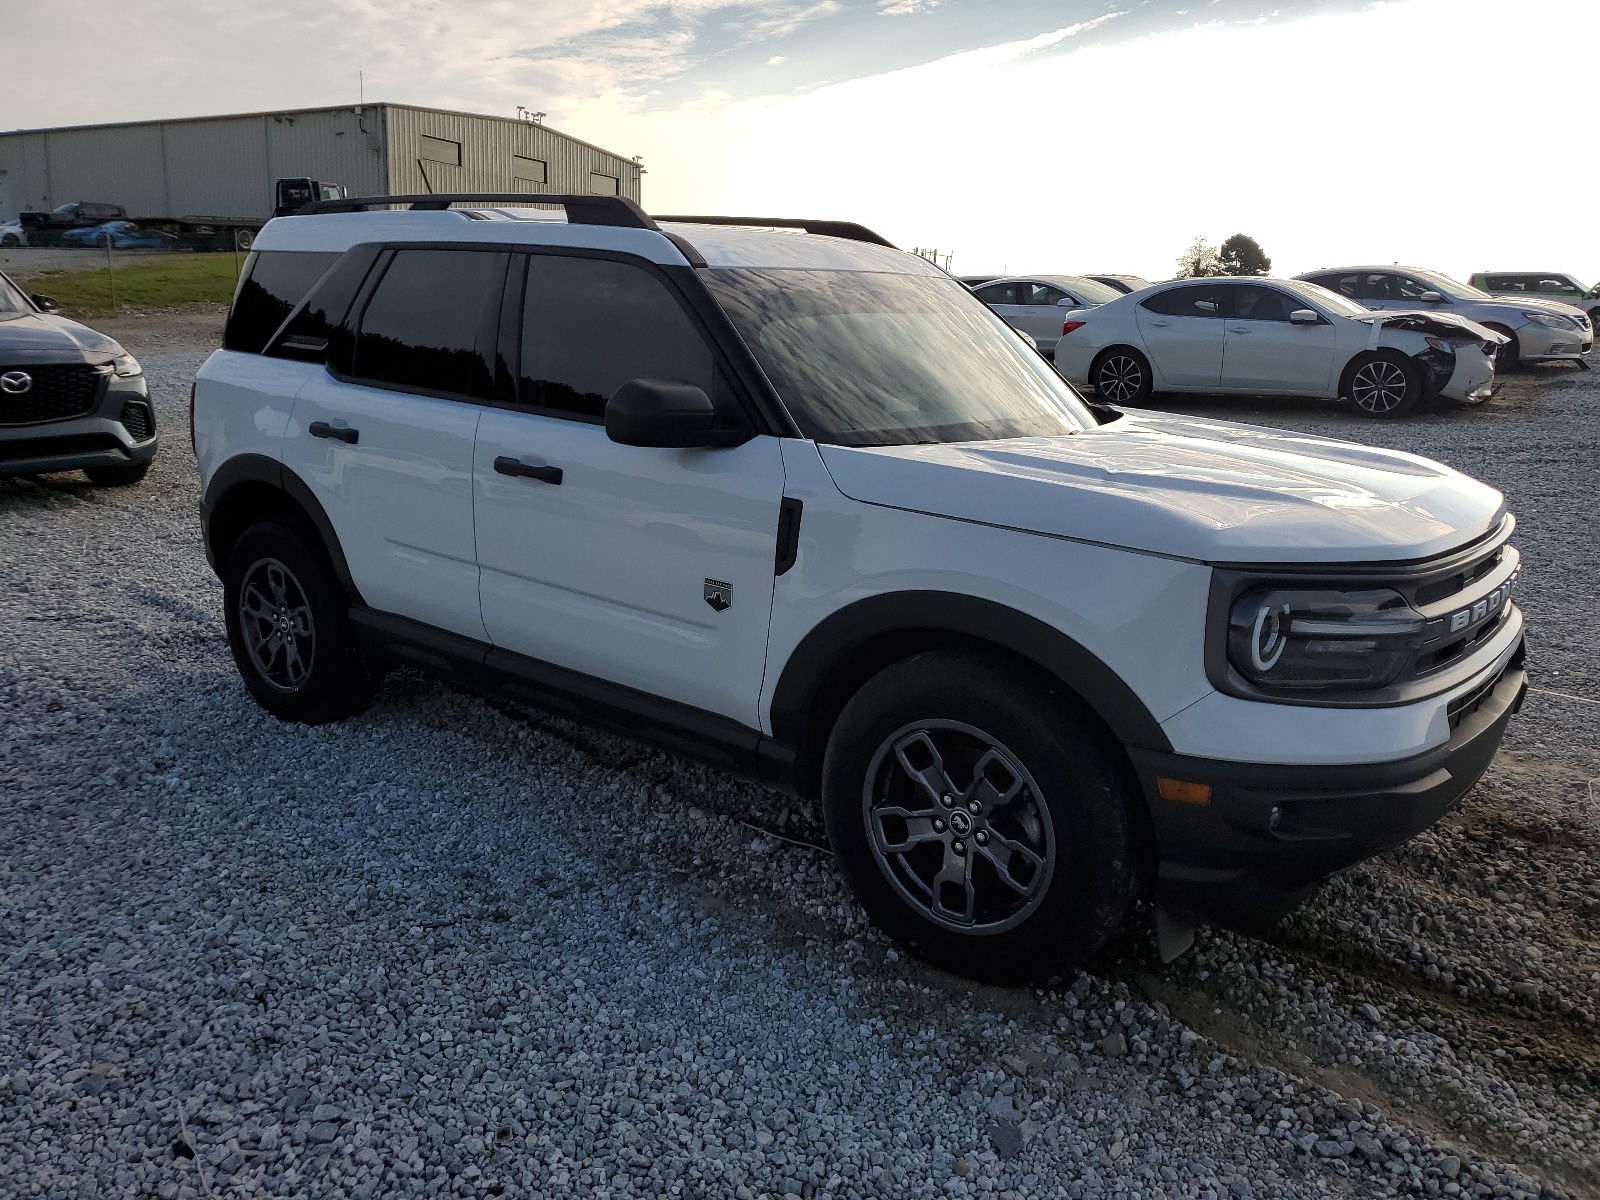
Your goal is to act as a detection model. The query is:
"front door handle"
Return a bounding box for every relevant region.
[1147,319,1172,327]
[1229,325,1252,333]
[494,456,563,485]
[309,421,358,444]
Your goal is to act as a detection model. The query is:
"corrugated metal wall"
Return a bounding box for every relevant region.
[0,102,633,221]
[381,106,642,203]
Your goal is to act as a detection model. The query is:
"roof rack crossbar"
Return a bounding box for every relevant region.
[654,215,896,249]
[292,193,660,231]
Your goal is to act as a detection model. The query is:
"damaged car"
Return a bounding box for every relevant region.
[1052,277,1503,418]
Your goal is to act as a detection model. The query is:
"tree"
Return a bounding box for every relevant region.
[1218,233,1271,277]
[1175,236,1223,279]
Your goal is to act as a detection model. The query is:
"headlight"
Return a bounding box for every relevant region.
[1227,588,1427,691]
[1522,311,1576,330]
[112,353,142,377]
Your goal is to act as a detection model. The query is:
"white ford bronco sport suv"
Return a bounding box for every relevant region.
[193,194,1527,982]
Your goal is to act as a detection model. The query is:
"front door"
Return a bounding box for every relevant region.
[1135,284,1227,387]
[1220,284,1337,394]
[473,252,784,726]
[1014,282,1073,352]
[286,246,507,642]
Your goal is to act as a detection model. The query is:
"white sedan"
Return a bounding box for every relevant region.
[1052,277,1504,418]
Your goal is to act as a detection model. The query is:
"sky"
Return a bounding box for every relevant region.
[4,0,1598,283]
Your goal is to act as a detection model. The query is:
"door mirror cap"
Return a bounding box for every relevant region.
[30,294,60,313]
[1419,290,1445,303]
[1056,297,1079,308]
[605,378,726,448]
[1288,308,1321,325]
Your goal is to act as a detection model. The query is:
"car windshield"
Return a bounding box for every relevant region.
[706,268,1098,446]
[1410,269,1491,301]
[1051,276,1123,305]
[0,273,32,315]
[1284,279,1369,317]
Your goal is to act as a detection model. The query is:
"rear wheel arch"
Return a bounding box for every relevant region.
[203,455,362,604]
[768,591,1172,803]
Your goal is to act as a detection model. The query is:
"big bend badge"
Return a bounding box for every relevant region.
[703,578,732,613]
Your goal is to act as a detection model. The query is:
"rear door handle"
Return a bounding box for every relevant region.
[309,421,358,444]
[494,455,563,485]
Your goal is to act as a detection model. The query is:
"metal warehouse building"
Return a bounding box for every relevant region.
[0,103,643,222]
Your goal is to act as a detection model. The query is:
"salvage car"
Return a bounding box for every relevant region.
[971,274,1122,355]
[1053,277,1503,417]
[1297,266,1591,370]
[0,270,157,485]
[192,195,1527,982]
[60,221,180,250]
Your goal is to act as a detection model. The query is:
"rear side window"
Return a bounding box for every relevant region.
[351,249,507,399]
[225,251,340,353]
[517,255,713,421]
[1141,285,1225,318]
[266,246,382,363]
[974,283,1020,306]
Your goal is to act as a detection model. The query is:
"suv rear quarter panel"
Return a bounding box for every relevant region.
[194,349,319,493]
[763,439,1214,742]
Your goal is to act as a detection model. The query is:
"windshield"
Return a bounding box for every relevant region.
[1284,279,1369,317]
[0,272,32,315]
[1052,276,1123,305]
[1410,269,1490,301]
[705,268,1097,446]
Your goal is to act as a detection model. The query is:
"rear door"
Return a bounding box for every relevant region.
[1134,284,1226,387]
[473,252,784,726]
[285,247,507,642]
[1220,284,1336,394]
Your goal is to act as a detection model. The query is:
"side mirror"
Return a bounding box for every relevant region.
[1056,297,1079,308]
[605,378,723,448]
[1418,290,1445,303]
[1288,308,1320,325]
[31,294,60,313]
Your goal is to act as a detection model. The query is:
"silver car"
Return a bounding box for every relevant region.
[1470,271,1600,329]
[970,275,1123,356]
[1296,265,1592,370]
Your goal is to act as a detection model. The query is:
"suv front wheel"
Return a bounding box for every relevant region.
[223,522,377,724]
[822,650,1139,983]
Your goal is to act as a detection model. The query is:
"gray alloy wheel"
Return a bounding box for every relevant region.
[862,719,1055,934]
[1094,353,1146,403]
[1350,357,1412,415]
[237,557,317,692]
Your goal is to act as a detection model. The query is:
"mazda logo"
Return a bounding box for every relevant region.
[0,371,32,395]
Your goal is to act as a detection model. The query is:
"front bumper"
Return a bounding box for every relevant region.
[1518,322,1593,361]
[1130,641,1526,933]
[0,376,157,479]
[1436,345,1496,404]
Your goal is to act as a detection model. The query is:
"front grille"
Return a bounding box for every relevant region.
[119,400,155,442]
[1415,546,1503,606]
[0,433,124,463]
[0,363,105,425]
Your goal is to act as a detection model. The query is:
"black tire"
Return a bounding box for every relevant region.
[235,228,255,251]
[222,522,376,724]
[1483,324,1519,373]
[822,649,1139,984]
[1091,347,1153,405]
[1344,350,1421,418]
[83,461,151,487]
[0,234,19,248]
[1587,307,1599,331]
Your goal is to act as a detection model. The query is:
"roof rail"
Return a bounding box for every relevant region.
[654,215,896,249]
[292,193,660,231]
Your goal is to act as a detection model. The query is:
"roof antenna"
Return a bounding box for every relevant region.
[358,69,364,114]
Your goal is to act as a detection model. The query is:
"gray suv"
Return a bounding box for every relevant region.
[1296,265,1592,370]
[0,271,156,486]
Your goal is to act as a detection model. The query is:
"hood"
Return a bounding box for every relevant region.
[0,311,122,357]
[1482,294,1587,319]
[1362,309,1504,342]
[816,411,1506,563]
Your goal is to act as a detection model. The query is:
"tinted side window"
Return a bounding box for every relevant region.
[1141,285,1224,318]
[1393,276,1438,300]
[518,256,713,421]
[974,283,1021,306]
[352,249,507,398]
[1229,286,1297,322]
[267,246,382,363]
[224,251,341,353]
[1024,283,1067,306]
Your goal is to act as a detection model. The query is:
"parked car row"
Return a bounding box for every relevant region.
[969,260,1592,417]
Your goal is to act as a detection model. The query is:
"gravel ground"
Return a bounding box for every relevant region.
[0,323,1593,1200]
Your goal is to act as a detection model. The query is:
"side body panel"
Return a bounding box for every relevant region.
[761,438,1215,739]
[1221,318,1338,395]
[193,348,313,494]
[1134,307,1224,388]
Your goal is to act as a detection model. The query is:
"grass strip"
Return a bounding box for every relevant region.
[29,253,243,317]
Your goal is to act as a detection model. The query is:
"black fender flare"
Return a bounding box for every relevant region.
[201,454,363,603]
[767,591,1173,794]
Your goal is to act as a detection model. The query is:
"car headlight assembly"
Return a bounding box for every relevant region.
[1227,587,1428,691]
[1522,310,1576,331]
[112,353,142,377]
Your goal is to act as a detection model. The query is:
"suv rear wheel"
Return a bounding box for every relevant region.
[822,650,1139,983]
[223,522,376,724]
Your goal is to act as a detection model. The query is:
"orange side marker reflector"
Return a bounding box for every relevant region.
[1157,778,1212,805]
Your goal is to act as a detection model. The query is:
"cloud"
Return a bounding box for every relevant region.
[877,0,941,14]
